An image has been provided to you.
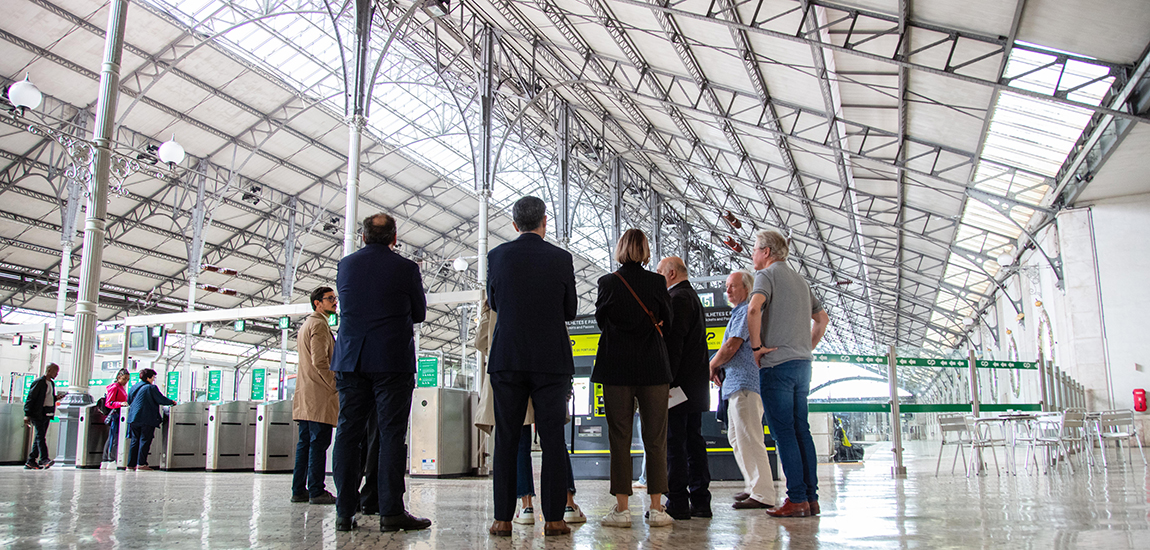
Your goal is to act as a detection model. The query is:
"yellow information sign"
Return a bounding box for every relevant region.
[705,327,726,350]
[570,334,601,357]
[593,383,605,417]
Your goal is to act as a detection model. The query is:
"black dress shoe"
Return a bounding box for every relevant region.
[690,506,713,518]
[664,505,691,520]
[381,511,431,532]
[335,517,358,532]
[290,493,309,503]
[309,491,337,505]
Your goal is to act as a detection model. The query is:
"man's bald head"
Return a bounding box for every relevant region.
[656,256,688,288]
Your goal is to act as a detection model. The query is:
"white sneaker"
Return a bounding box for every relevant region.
[564,504,587,524]
[513,506,535,525]
[601,504,632,528]
[646,508,673,527]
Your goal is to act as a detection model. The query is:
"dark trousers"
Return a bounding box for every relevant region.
[665,407,711,511]
[760,360,818,503]
[103,411,121,461]
[27,416,51,464]
[332,372,414,519]
[360,408,380,513]
[602,384,669,496]
[292,420,333,498]
[515,425,578,499]
[127,423,156,468]
[491,371,571,522]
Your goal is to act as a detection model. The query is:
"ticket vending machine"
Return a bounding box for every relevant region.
[566,297,778,482]
[206,401,258,471]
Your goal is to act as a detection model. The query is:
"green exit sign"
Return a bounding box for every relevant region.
[327,313,338,327]
[234,319,246,332]
[279,316,290,330]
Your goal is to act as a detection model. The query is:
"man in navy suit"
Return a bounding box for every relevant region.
[330,213,430,533]
[486,196,578,537]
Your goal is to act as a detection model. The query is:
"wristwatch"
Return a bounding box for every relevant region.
[751,346,762,351]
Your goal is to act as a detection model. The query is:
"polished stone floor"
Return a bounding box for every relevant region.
[1,441,1147,549]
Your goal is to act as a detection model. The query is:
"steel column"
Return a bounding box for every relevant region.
[888,345,905,476]
[70,0,129,396]
[343,0,374,257]
[478,24,494,286]
[968,349,980,418]
[556,102,570,245]
[610,157,622,269]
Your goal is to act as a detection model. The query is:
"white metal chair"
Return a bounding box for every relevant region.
[1097,410,1147,467]
[1025,410,1086,474]
[935,413,970,476]
[964,415,1004,476]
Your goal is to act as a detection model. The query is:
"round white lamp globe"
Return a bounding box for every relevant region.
[453,257,469,272]
[7,77,42,110]
[996,252,1014,267]
[158,139,185,165]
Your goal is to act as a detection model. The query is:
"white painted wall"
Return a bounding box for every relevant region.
[1089,193,1150,409]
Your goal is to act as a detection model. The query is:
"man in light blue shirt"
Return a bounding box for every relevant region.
[709,270,776,510]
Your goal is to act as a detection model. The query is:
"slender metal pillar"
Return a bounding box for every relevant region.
[183,167,208,401]
[888,345,905,476]
[679,220,689,265]
[53,175,83,366]
[478,24,494,285]
[70,0,129,396]
[1038,359,1050,412]
[610,157,622,269]
[279,197,298,401]
[343,0,374,257]
[556,102,570,245]
[968,349,980,417]
[649,192,662,264]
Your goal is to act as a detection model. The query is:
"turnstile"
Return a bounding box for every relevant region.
[409,387,471,477]
[0,403,29,465]
[206,401,258,471]
[74,404,109,468]
[254,400,296,473]
[115,409,131,469]
[159,402,210,470]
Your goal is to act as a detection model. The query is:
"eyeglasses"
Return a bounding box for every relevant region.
[322,296,338,302]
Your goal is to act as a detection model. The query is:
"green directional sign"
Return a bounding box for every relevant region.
[895,357,968,368]
[279,316,290,330]
[416,356,439,388]
[234,319,246,332]
[22,375,33,401]
[814,353,888,365]
[89,378,114,387]
[975,359,1038,370]
[250,368,265,401]
[208,370,222,401]
[327,313,338,327]
[129,372,140,387]
[166,371,180,402]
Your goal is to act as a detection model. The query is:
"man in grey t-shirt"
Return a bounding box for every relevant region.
[746,230,830,518]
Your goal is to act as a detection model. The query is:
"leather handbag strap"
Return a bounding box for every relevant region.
[614,271,663,337]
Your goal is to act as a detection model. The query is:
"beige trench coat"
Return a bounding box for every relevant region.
[474,301,533,434]
[292,310,339,426]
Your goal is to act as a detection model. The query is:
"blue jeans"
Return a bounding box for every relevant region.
[515,424,577,499]
[104,411,121,461]
[332,372,414,519]
[292,420,333,498]
[127,423,156,468]
[760,360,818,503]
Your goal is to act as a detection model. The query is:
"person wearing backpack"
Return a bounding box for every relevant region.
[125,368,176,471]
[102,369,130,462]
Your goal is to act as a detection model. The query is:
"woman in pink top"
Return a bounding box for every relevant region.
[103,369,130,462]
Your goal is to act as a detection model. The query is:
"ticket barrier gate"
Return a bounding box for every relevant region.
[159,403,210,470]
[409,387,472,477]
[0,403,29,465]
[254,400,295,473]
[206,401,258,471]
[74,404,109,468]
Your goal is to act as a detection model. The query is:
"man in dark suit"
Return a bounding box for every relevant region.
[330,213,430,533]
[23,362,65,470]
[486,196,578,537]
[656,256,712,519]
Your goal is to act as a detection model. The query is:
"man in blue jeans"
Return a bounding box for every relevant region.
[747,230,830,518]
[291,286,339,505]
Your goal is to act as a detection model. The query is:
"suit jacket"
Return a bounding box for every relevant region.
[125,381,177,427]
[666,281,711,412]
[332,243,427,373]
[486,232,578,374]
[293,310,339,426]
[591,261,673,386]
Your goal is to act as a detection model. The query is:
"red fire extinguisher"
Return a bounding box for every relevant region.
[1135,389,1147,412]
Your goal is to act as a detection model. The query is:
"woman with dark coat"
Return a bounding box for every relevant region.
[125,368,177,471]
[591,228,674,528]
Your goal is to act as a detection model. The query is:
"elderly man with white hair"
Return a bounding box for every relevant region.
[709,269,777,510]
[746,230,830,518]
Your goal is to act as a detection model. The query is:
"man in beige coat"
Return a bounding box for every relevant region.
[292,286,339,504]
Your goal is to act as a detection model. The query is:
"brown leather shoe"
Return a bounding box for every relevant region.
[488,520,512,537]
[135,465,156,471]
[733,497,773,510]
[809,500,820,515]
[765,499,810,517]
[544,520,570,536]
[734,492,750,501]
